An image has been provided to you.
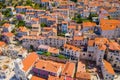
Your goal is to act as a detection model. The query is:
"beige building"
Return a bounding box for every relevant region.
[2,44,28,59]
[0,56,14,80]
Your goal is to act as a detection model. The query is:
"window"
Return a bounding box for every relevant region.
[116,58,119,60]
[83,53,85,56]
[89,54,91,57]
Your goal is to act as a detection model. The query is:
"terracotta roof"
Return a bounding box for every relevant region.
[2,32,14,37]
[100,19,120,25]
[76,72,91,80]
[21,36,46,40]
[82,22,96,27]
[16,6,32,9]
[103,60,115,75]
[42,27,53,31]
[22,52,39,72]
[31,75,45,80]
[64,44,80,51]
[48,47,59,54]
[68,26,76,29]
[48,75,59,80]
[41,0,49,2]
[109,41,120,51]
[32,18,39,21]
[34,60,61,73]
[3,23,10,28]
[95,38,109,45]
[0,41,6,47]
[77,61,86,73]
[48,36,66,40]
[18,26,28,32]
[88,40,95,46]
[98,44,106,50]
[101,24,116,31]
[73,36,84,41]
[62,62,75,77]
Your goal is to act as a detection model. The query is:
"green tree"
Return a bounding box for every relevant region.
[41,23,47,27]
[0,2,6,9]
[77,14,81,18]
[11,28,17,35]
[88,13,98,21]
[107,16,111,19]
[25,0,32,6]
[70,0,77,2]
[88,13,92,21]
[58,54,66,59]
[18,20,25,27]
[76,18,82,23]
[2,8,12,17]
[43,52,51,56]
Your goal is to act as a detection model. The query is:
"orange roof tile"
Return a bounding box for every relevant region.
[32,18,39,21]
[100,19,120,25]
[3,23,10,28]
[68,26,76,29]
[82,22,96,27]
[31,75,45,80]
[101,24,116,31]
[43,27,53,31]
[98,44,106,50]
[2,32,14,37]
[76,72,91,80]
[88,40,95,46]
[16,6,32,9]
[41,0,49,2]
[103,60,115,75]
[77,61,86,73]
[34,60,61,73]
[20,36,46,40]
[95,38,109,45]
[73,36,84,41]
[62,62,75,77]
[109,41,120,51]
[0,41,6,47]
[64,44,80,51]
[18,26,28,32]
[22,52,39,72]
[48,75,59,80]
[48,47,59,54]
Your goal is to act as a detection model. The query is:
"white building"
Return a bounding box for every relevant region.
[101,60,115,80]
[0,56,14,80]
[46,36,66,48]
[21,36,46,50]
[14,52,39,80]
[62,44,80,60]
[2,44,28,59]
[107,41,120,69]
[96,44,106,66]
